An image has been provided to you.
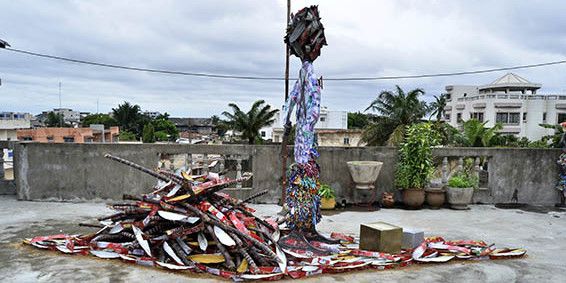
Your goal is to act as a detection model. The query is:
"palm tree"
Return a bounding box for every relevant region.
[429,94,447,121]
[362,85,428,146]
[460,119,502,147]
[222,100,279,144]
[112,102,142,135]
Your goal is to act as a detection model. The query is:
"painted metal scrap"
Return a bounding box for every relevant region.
[23,154,527,281]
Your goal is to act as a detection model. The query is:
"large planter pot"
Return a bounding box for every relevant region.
[346,161,383,190]
[402,189,425,209]
[320,197,336,210]
[446,187,474,210]
[425,187,445,209]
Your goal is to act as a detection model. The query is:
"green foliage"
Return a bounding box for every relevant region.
[152,118,179,141]
[429,94,447,121]
[318,184,335,199]
[460,119,502,147]
[431,122,461,146]
[539,123,563,148]
[118,131,137,141]
[362,85,428,146]
[112,102,144,137]
[527,139,550,148]
[222,100,279,144]
[154,131,169,141]
[348,112,369,129]
[211,115,229,136]
[395,123,440,190]
[448,171,478,189]
[81,114,117,128]
[142,123,155,143]
[45,112,68,127]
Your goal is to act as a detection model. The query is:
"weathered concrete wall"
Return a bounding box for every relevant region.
[14,142,563,205]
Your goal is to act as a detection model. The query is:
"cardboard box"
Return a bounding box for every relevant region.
[359,222,402,254]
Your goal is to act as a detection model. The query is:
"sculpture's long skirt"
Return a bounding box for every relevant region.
[285,159,322,231]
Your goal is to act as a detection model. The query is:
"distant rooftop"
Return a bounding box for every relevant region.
[479,73,541,91]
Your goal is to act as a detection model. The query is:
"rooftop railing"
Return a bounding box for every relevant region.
[457,93,566,102]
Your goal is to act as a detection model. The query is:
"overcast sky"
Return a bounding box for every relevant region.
[2,0,566,117]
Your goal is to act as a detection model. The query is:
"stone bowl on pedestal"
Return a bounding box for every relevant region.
[346,161,383,190]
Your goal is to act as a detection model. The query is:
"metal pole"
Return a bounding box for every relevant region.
[280,0,291,206]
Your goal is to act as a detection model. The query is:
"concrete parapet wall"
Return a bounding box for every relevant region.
[13,142,563,205]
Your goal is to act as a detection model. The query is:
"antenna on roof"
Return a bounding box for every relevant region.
[58,82,62,108]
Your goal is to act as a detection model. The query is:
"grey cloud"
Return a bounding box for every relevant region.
[1,0,566,117]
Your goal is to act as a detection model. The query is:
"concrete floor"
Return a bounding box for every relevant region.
[0,195,565,283]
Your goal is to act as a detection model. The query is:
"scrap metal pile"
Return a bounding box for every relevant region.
[24,154,526,281]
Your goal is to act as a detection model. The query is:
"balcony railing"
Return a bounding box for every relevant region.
[456,94,566,102]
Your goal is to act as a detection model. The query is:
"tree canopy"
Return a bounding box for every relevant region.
[45,112,68,127]
[81,113,117,128]
[112,102,145,136]
[222,100,279,144]
[362,85,428,146]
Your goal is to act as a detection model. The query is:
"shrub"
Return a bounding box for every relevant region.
[395,122,440,190]
[447,171,478,188]
[318,184,335,199]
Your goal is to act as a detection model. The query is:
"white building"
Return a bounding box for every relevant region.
[263,106,348,143]
[38,108,81,125]
[443,73,562,141]
[143,111,162,119]
[0,112,32,141]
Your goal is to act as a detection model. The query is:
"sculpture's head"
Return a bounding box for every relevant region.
[285,5,327,62]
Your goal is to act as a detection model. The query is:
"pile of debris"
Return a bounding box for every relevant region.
[24,154,526,281]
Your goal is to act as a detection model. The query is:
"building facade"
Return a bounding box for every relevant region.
[37,108,82,126]
[17,126,119,143]
[444,73,562,141]
[0,112,32,141]
[266,106,348,143]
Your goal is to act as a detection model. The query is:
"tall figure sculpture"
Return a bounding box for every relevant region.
[279,6,336,252]
[556,122,566,207]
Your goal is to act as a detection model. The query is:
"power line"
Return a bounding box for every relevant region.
[3,47,566,81]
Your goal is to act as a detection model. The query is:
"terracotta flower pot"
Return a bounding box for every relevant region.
[320,197,336,210]
[381,192,395,208]
[446,187,474,210]
[402,189,425,209]
[425,188,445,209]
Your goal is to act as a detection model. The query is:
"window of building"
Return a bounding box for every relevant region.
[470,112,484,122]
[523,112,527,121]
[456,113,463,123]
[343,137,350,145]
[260,131,266,137]
[320,117,326,122]
[63,136,75,143]
[496,112,520,125]
[543,112,547,122]
[558,113,566,124]
[47,136,54,142]
[22,136,32,141]
[444,112,450,121]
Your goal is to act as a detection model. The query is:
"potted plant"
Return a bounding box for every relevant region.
[319,184,336,210]
[425,179,445,209]
[396,123,439,209]
[446,171,478,210]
